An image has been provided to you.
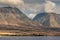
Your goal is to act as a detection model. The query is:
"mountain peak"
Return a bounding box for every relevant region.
[33,12,60,28]
[0,7,30,26]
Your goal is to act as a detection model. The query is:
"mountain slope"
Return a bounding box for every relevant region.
[0,7,31,26]
[0,7,44,36]
[0,7,42,27]
[0,7,60,36]
[33,13,60,28]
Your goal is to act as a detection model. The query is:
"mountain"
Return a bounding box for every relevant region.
[33,12,60,28]
[0,7,44,36]
[0,7,60,36]
[0,7,31,26]
[0,6,42,27]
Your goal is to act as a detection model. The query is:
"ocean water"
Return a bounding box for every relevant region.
[0,36,60,40]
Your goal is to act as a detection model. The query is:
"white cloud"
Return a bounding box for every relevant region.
[24,4,43,19]
[0,0,25,10]
[21,0,60,19]
[0,0,24,6]
[44,0,56,13]
[55,6,60,14]
[28,14,37,19]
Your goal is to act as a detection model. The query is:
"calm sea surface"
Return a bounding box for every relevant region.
[0,36,60,40]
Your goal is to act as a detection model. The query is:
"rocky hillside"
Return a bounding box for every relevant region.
[0,7,42,26]
[0,7,44,36]
[0,7,60,36]
[33,13,60,28]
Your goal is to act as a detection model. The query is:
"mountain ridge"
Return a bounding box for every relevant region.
[33,12,60,28]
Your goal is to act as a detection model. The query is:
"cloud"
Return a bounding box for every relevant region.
[23,0,60,19]
[24,4,44,19]
[28,14,37,19]
[0,0,24,6]
[43,0,56,13]
[55,6,60,14]
[25,4,43,13]
[23,0,60,4]
[23,0,44,4]
[52,0,59,1]
[0,0,25,10]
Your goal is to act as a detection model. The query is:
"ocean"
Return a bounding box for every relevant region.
[0,36,60,40]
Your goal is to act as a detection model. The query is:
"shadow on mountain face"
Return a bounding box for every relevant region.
[0,7,42,32]
[33,12,60,28]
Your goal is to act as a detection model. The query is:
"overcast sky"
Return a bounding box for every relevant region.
[22,0,60,19]
[0,0,59,19]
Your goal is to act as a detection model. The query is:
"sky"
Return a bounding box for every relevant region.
[0,0,59,19]
[22,0,60,19]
